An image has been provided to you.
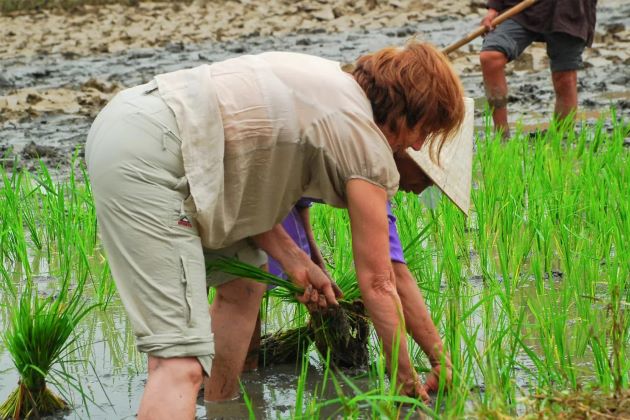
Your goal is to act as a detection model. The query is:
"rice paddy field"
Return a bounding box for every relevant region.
[0,115,629,419]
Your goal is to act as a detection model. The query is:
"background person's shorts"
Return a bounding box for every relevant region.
[481,19,586,72]
[86,80,266,376]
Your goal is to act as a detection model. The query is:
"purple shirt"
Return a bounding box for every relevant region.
[268,200,405,278]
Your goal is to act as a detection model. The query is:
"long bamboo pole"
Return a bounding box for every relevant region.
[441,0,538,55]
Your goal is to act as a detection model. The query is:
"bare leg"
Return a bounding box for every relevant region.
[551,70,578,121]
[138,356,203,420]
[393,262,451,392]
[204,277,267,401]
[243,314,262,372]
[480,50,510,138]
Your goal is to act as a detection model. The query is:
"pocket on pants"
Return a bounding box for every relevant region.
[180,255,194,327]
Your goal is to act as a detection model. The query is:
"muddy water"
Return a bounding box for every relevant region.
[0,272,579,419]
[1,2,629,171]
[0,297,423,419]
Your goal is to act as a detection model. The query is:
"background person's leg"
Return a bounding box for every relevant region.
[205,278,267,401]
[480,50,510,136]
[139,357,203,420]
[551,70,578,121]
[479,19,537,138]
[545,32,585,123]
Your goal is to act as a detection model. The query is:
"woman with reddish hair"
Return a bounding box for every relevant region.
[352,42,465,159]
[86,40,465,418]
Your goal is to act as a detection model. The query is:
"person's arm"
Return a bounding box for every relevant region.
[296,206,324,268]
[297,206,343,299]
[482,1,503,30]
[392,261,452,393]
[346,179,424,399]
[252,224,338,309]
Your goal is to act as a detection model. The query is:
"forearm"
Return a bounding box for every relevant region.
[358,269,416,383]
[346,179,417,389]
[252,224,338,307]
[251,224,310,274]
[393,262,447,367]
[297,207,325,267]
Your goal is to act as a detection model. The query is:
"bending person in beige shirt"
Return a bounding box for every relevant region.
[86,40,465,419]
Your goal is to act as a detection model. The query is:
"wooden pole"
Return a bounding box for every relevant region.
[441,0,538,55]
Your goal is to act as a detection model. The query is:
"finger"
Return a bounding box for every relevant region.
[296,293,308,304]
[310,288,320,304]
[321,283,339,306]
[318,294,327,308]
[297,285,313,305]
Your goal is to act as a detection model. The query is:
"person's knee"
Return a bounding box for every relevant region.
[216,278,266,306]
[480,50,507,72]
[149,356,204,386]
[552,70,577,93]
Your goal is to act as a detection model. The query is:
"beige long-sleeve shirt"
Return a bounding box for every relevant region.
[155,52,399,249]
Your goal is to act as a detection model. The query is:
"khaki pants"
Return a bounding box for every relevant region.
[86,81,266,375]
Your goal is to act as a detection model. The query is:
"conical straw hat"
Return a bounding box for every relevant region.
[405,97,474,215]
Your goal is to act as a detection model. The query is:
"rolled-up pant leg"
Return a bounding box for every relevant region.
[86,83,213,375]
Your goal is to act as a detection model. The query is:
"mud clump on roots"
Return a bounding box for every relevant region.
[259,325,313,365]
[260,300,369,369]
[309,300,369,368]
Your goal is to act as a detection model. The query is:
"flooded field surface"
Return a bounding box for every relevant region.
[1,1,629,419]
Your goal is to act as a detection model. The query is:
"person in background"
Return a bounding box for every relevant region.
[479,0,597,137]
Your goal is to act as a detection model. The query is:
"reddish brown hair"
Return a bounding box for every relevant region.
[352,40,465,162]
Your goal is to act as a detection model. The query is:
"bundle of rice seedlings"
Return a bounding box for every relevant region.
[0,279,96,419]
[259,325,313,366]
[206,258,369,369]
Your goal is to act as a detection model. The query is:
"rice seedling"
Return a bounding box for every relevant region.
[0,276,97,419]
[0,158,104,418]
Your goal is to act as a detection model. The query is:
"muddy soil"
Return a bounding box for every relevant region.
[0,0,629,172]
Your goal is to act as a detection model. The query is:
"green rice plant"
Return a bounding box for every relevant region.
[308,205,361,301]
[2,113,626,417]
[0,158,105,418]
[206,257,304,295]
[308,339,432,419]
[0,170,32,278]
[0,276,97,419]
[239,382,256,420]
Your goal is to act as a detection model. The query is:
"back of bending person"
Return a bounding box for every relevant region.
[86,41,464,419]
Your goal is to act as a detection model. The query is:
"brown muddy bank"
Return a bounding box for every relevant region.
[0,0,629,172]
[0,0,487,60]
